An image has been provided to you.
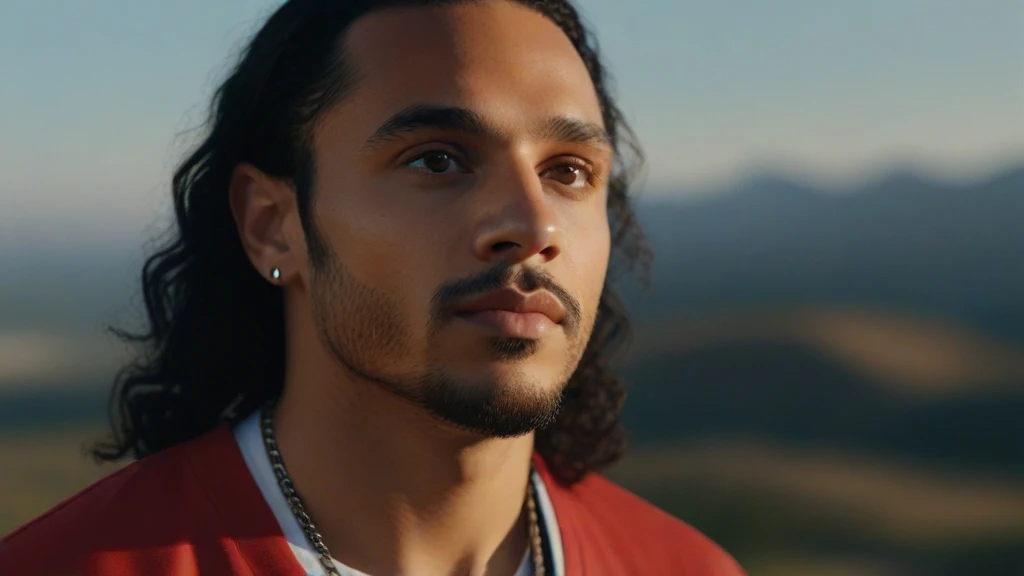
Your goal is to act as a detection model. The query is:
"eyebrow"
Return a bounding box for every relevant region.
[532,115,612,149]
[360,104,612,152]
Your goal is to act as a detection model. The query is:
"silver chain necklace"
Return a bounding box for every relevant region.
[258,406,547,576]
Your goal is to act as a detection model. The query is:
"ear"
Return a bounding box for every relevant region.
[228,163,307,284]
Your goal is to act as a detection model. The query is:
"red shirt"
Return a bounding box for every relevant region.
[0,425,745,575]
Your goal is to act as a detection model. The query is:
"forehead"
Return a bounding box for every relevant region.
[330,1,604,139]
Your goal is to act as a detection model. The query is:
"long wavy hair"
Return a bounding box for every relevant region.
[93,0,650,484]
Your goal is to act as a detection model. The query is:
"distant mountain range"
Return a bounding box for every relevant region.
[613,164,1024,478]
[628,165,1024,342]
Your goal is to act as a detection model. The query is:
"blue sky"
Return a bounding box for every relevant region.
[1,0,1022,246]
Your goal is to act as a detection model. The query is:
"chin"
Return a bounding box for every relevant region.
[413,334,575,435]
[421,364,566,438]
[455,361,561,392]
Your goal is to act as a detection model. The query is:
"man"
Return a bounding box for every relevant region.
[1,0,744,574]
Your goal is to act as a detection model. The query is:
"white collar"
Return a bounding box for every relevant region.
[234,411,564,576]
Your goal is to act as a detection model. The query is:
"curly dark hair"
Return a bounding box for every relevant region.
[93,0,650,485]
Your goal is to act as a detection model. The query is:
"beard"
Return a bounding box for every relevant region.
[306,233,587,438]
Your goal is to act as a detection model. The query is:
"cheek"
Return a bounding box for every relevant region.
[566,207,611,305]
[313,186,441,315]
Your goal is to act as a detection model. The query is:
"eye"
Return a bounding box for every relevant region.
[406,151,466,175]
[541,161,594,190]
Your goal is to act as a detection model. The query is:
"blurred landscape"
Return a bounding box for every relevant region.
[2,164,1023,575]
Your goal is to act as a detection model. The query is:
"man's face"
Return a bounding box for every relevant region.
[304,1,612,437]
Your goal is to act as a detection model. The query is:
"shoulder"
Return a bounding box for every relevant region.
[0,428,230,576]
[539,459,745,576]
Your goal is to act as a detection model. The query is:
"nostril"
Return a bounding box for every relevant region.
[490,241,520,254]
[539,245,559,259]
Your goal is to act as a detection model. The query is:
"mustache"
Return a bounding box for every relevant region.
[429,262,583,334]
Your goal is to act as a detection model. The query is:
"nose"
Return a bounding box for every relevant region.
[471,165,563,265]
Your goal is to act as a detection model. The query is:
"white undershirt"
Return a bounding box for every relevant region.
[234,411,564,576]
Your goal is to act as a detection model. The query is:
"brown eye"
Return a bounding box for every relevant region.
[408,151,463,174]
[543,164,588,189]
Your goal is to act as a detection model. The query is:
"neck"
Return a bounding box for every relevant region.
[271,351,537,576]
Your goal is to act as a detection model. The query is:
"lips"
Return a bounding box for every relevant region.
[454,288,567,338]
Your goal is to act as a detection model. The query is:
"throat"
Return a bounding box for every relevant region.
[247,396,544,576]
